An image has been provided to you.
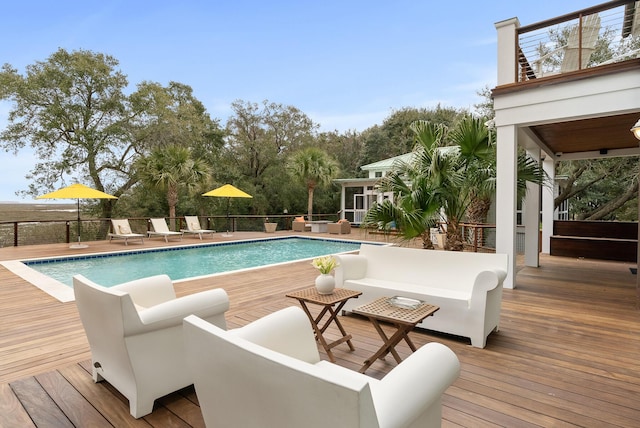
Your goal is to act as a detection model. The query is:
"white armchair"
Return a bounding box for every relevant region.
[73,274,229,418]
[184,306,460,428]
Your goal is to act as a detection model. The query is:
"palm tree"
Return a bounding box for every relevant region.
[411,119,480,251]
[364,166,441,249]
[365,116,547,251]
[287,147,339,221]
[136,145,211,229]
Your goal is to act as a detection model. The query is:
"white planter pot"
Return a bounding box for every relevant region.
[315,274,335,295]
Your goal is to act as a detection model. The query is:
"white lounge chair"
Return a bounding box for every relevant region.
[147,218,183,242]
[533,14,601,77]
[108,219,145,245]
[560,14,601,73]
[181,215,215,239]
[74,274,229,418]
[184,306,460,428]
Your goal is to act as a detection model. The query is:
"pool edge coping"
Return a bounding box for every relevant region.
[5,235,380,303]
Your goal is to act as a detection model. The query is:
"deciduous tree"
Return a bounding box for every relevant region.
[0,48,135,219]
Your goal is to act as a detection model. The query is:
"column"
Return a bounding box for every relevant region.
[496,124,518,289]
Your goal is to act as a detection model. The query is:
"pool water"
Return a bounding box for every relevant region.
[24,237,363,287]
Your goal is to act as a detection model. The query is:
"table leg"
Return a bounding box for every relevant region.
[331,301,356,351]
[297,300,355,363]
[360,320,415,373]
[370,319,403,362]
[298,302,336,362]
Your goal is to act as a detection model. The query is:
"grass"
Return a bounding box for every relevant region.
[0,202,83,247]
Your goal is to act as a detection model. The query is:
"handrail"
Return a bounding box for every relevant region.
[518,0,631,34]
[0,214,340,247]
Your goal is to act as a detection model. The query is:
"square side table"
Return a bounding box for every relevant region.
[286,287,362,362]
[353,297,439,373]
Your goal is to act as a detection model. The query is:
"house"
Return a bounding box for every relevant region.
[493,0,640,288]
[333,153,412,225]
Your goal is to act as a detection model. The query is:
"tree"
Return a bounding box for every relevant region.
[224,100,318,214]
[0,48,137,220]
[360,105,465,165]
[287,147,339,221]
[363,121,458,249]
[556,158,638,220]
[136,145,210,229]
[364,116,547,251]
[129,80,225,217]
[315,130,364,178]
[130,81,225,156]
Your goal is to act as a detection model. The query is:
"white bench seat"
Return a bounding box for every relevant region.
[335,244,508,348]
[345,278,471,303]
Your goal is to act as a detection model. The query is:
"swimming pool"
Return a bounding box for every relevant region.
[21,237,363,290]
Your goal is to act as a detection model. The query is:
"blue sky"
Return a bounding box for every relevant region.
[0,0,597,202]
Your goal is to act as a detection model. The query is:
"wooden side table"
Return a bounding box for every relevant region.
[286,287,362,362]
[352,297,439,373]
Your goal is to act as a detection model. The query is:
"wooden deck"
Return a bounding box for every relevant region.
[1,231,639,427]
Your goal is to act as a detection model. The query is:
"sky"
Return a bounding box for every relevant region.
[0,0,598,202]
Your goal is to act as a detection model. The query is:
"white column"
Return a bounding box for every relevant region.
[495,17,520,86]
[542,155,555,254]
[524,146,540,267]
[496,124,518,289]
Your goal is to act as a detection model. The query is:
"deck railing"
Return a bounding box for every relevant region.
[0,214,339,247]
[517,0,639,82]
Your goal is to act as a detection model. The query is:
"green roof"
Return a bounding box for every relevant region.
[361,153,414,171]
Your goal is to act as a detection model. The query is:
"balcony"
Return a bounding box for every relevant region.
[516,0,640,82]
[492,1,640,289]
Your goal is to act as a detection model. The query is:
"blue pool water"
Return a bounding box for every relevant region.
[24,237,363,287]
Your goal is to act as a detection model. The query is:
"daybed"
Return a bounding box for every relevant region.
[108,219,145,245]
[147,218,183,242]
[327,219,351,234]
[184,306,460,428]
[181,215,215,239]
[335,244,508,348]
[292,216,311,232]
[74,274,229,418]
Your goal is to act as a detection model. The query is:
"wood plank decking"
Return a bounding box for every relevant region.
[1,231,639,427]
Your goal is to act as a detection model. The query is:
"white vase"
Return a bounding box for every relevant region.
[315,274,335,295]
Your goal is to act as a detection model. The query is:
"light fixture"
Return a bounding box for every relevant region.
[632,118,640,141]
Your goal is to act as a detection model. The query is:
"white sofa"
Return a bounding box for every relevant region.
[73,274,229,418]
[184,306,460,428]
[334,244,508,348]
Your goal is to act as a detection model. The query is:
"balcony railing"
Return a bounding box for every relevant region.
[517,0,639,82]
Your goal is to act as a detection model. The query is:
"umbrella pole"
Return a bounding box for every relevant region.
[227,197,231,233]
[70,198,88,249]
[76,199,81,243]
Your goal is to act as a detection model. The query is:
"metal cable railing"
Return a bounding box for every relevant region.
[517,0,639,82]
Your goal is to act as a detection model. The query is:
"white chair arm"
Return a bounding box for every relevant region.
[334,254,368,286]
[133,288,229,333]
[472,269,507,294]
[112,274,176,307]
[231,306,321,364]
[372,343,460,428]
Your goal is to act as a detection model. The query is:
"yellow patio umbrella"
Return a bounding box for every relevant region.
[37,183,118,249]
[202,184,252,236]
